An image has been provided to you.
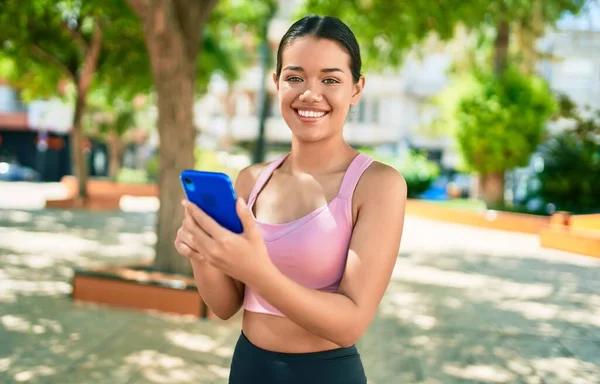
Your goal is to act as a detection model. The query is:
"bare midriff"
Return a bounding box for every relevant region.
[242,310,341,353]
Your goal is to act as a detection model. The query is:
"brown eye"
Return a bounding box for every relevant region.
[323,78,340,84]
[285,76,302,83]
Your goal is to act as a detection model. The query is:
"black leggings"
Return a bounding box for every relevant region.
[228,332,367,384]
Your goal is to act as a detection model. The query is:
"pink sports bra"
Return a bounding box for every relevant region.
[243,152,374,317]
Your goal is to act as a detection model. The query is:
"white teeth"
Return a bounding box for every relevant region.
[298,110,326,118]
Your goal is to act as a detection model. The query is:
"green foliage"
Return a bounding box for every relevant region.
[194,148,221,171]
[299,0,585,71]
[194,148,242,180]
[145,153,159,183]
[111,103,136,138]
[0,0,150,101]
[198,0,278,91]
[94,5,152,101]
[0,0,271,102]
[85,88,137,138]
[442,66,557,174]
[142,148,244,186]
[395,151,441,197]
[116,167,149,184]
[534,102,600,214]
[360,148,440,198]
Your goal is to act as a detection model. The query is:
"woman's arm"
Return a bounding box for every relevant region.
[249,163,407,347]
[187,258,243,320]
[177,164,264,320]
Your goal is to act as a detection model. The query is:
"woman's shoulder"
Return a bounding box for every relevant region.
[233,161,271,201]
[356,159,407,203]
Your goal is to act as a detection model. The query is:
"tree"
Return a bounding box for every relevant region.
[0,0,150,200]
[300,0,585,70]
[451,66,557,205]
[84,90,139,180]
[1,0,262,276]
[301,0,586,204]
[125,0,278,275]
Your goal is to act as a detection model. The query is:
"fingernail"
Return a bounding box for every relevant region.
[181,200,187,207]
[239,197,246,207]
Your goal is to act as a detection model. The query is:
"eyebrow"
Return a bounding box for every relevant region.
[283,66,345,74]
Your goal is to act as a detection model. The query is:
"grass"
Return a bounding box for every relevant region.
[427,198,552,216]
[428,199,488,212]
[116,168,150,184]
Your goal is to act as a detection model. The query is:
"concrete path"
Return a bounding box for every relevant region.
[1,204,599,383]
[0,182,68,210]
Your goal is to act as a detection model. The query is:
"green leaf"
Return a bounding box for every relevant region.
[448,66,557,173]
[299,0,586,71]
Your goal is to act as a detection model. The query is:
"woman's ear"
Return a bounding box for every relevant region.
[350,76,365,106]
[272,72,279,91]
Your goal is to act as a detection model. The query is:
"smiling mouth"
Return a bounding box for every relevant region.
[295,109,329,120]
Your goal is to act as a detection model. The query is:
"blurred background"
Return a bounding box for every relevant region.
[1,1,599,383]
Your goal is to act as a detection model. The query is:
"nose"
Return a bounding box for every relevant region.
[298,87,323,103]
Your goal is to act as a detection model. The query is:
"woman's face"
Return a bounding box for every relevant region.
[274,36,365,143]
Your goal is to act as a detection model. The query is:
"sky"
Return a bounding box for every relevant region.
[557,0,600,31]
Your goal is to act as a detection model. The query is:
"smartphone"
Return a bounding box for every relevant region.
[180,170,243,234]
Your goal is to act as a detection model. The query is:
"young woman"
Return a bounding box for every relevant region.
[174,15,407,384]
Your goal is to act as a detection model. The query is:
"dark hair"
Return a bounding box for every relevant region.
[275,15,362,83]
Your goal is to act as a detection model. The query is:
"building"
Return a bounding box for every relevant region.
[0,83,73,181]
[0,84,117,182]
[538,29,600,111]
[195,2,408,151]
[197,2,600,169]
[195,3,464,167]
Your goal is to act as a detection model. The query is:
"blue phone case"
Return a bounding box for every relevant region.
[180,170,243,234]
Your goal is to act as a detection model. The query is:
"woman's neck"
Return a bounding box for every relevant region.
[285,136,358,175]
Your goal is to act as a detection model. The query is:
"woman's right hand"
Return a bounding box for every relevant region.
[174,203,246,320]
[174,207,205,263]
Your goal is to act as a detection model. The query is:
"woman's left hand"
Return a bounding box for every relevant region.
[181,198,273,286]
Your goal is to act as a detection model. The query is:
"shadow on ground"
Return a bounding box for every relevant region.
[1,209,599,383]
[1,209,240,384]
[360,249,600,384]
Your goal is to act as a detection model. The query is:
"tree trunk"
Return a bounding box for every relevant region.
[480,17,511,207]
[71,23,103,200]
[493,18,510,75]
[107,132,122,181]
[137,0,217,275]
[479,172,505,208]
[71,93,88,200]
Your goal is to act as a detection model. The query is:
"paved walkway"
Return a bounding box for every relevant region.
[0,182,68,210]
[1,203,599,383]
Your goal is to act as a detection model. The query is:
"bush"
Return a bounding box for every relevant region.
[145,153,159,183]
[194,148,246,180]
[533,105,600,214]
[116,168,149,184]
[395,151,440,197]
[360,148,440,198]
[141,148,248,186]
[194,148,225,172]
